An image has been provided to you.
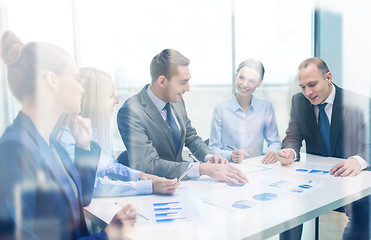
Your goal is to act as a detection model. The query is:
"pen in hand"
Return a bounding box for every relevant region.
[177,165,194,182]
[115,202,149,220]
[226,145,250,157]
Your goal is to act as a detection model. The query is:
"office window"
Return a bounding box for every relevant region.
[1,0,314,152]
[76,0,233,151]
[1,0,75,132]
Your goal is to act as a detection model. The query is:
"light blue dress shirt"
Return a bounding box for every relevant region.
[209,94,281,161]
[61,128,153,197]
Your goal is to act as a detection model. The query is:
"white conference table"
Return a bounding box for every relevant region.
[84,154,371,240]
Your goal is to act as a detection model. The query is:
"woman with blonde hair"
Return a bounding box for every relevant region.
[0,31,136,240]
[61,67,179,197]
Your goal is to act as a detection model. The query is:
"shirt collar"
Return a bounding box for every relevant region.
[231,94,256,112]
[323,83,336,105]
[147,85,167,112]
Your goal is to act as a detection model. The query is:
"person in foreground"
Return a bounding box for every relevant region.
[0,31,136,239]
[209,58,281,164]
[61,67,179,196]
[117,49,248,184]
[277,57,370,240]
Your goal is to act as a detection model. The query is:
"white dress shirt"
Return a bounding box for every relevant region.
[291,83,369,169]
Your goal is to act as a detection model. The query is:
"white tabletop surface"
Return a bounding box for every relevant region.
[84,153,371,240]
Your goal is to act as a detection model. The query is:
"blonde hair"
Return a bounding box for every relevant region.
[79,67,112,150]
[1,31,70,102]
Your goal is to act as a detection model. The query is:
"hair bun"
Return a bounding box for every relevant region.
[1,31,25,67]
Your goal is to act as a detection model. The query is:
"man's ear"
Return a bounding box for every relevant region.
[44,71,59,91]
[256,80,263,88]
[158,75,168,88]
[326,72,332,84]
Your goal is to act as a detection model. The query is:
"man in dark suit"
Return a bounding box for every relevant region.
[278,57,370,239]
[117,49,248,184]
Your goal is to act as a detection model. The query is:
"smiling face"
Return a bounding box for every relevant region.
[235,67,262,97]
[162,65,191,103]
[298,63,333,105]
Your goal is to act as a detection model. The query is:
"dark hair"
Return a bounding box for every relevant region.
[1,31,70,101]
[298,57,330,79]
[150,49,190,83]
[236,58,265,81]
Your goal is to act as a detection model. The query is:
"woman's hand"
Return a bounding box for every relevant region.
[68,115,92,150]
[104,204,137,239]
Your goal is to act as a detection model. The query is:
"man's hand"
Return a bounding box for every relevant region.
[207,155,229,164]
[277,149,296,165]
[200,163,248,184]
[68,115,92,151]
[330,157,362,177]
[104,204,137,240]
[231,149,247,163]
[152,177,180,194]
[261,151,278,164]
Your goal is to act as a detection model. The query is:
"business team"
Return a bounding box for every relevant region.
[0,31,369,240]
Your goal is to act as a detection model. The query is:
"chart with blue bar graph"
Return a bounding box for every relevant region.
[153,201,188,223]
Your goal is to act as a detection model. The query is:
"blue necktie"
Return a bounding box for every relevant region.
[318,103,331,156]
[164,103,181,153]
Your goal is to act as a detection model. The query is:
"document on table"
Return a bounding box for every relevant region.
[259,176,322,196]
[234,163,274,175]
[132,196,202,226]
[196,175,251,190]
[293,162,334,176]
[203,187,288,212]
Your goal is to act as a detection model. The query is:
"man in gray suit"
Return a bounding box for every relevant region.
[117,49,248,184]
[277,57,370,240]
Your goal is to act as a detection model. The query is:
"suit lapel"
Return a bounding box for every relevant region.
[17,113,82,229]
[50,137,82,196]
[139,85,177,154]
[330,85,345,155]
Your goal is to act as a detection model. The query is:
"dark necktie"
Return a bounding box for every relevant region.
[164,103,181,153]
[318,103,331,156]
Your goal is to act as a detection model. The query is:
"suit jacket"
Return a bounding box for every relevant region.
[0,112,107,240]
[283,84,370,164]
[117,84,211,178]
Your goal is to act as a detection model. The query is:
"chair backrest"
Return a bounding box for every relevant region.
[117,150,129,166]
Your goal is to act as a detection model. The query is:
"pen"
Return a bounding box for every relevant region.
[177,165,193,182]
[114,202,149,220]
[226,145,250,157]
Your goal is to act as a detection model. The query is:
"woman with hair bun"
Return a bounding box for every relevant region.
[209,59,281,164]
[0,31,136,240]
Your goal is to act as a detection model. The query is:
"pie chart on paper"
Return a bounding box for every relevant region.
[253,193,278,201]
[232,200,257,209]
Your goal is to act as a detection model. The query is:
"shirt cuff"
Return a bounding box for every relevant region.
[350,155,369,170]
[186,162,201,178]
[129,168,142,181]
[289,148,297,163]
[204,154,213,162]
[135,180,153,195]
